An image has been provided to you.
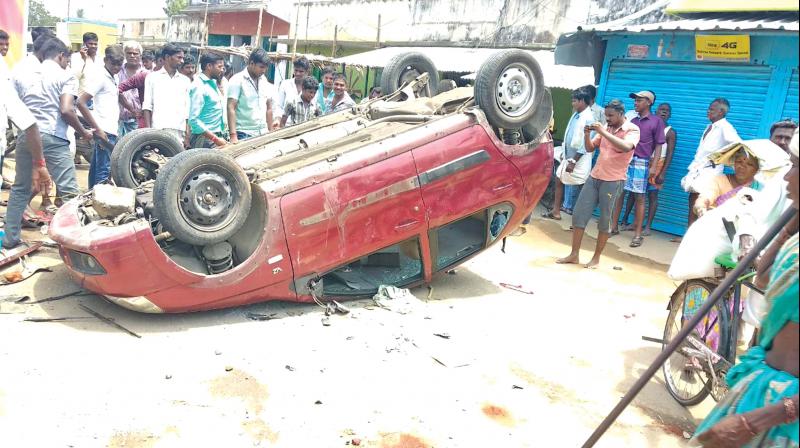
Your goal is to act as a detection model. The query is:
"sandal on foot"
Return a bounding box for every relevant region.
[610,229,620,236]
[541,211,561,221]
[629,236,644,248]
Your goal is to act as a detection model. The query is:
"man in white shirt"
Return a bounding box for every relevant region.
[0,75,52,246]
[70,32,100,97]
[274,57,310,128]
[681,97,741,227]
[6,39,91,249]
[77,46,124,188]
[142,43,191,146]
[227,49,275,143]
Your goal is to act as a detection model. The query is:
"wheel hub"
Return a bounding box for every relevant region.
[179,169,236,231]
[495,64,536,118]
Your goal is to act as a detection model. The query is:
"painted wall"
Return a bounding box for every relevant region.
[61,20,119,53]
[119,18,168,41]
[208,11,289,37]
[597,32,799,135]
[283,0,617,45]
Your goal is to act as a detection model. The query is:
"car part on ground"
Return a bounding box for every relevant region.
[111,128,185,189]
[75,137,94,164]
[380,52,440,99]
[475,50,545,130]
[153,149,252,247]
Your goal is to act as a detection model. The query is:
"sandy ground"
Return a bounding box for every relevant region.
[0,159,717,447]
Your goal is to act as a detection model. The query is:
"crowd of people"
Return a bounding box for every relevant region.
[0,30,374,250]
[543,82,798,270]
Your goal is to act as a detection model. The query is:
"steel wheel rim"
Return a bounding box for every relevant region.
[177,164,239,232]
[495,63,535,118]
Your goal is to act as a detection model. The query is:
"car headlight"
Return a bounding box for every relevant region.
[66,249,107,275]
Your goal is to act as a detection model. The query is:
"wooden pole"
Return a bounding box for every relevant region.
[255,2,264,49]
[203,0,210,47]
[304,3,310,54]
[292,1,300,60]
[331,24,338,58]
[267,17,275,51]
[375,14,381,48]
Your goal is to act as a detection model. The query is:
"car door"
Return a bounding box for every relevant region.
[411,126,524,270]
[281,152,427,295]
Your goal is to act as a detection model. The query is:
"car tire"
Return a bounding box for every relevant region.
[379,52,439,98]
[521,87,553,145]
[111,128,185,189]
[153,149,252,247]
[475,50,545,129]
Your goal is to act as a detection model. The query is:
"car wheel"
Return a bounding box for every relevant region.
[379,52,439,98]
[475,50,545,129]
[111,128,185,188]
[521,87,553,145]
[153,149,252,246]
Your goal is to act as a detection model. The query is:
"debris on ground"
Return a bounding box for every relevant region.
[0,294,30,303]
[24,316,93,323]
[29,290,93,304]
[92,184,136,219]
[79,304,142,338]
[245,312,277,321]
[512,385,524,390]
[373,285,420,315]
[0,242,43,269]
[224,366,233,372]
[613,266,624,271]
[499,283,534,295]
[285,365,295,372]
[0,256,52,284]
[433,332,451,339]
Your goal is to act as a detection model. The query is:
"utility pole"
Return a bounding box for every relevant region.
[203,0,210,47]
[67,0,71,19]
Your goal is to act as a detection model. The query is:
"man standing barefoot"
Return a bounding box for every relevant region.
[557,100,640,269]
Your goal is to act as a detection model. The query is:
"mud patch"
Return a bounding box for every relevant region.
[379,432,433,448]
[208,369,269,414]
[634,403,696,438]
[481,403,515,427]
[242,418,279,443]
[208,370,277,443]
[108,431,158,448]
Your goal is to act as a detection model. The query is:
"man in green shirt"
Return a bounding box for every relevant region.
[227,49,275,144]
[188,53,227,148]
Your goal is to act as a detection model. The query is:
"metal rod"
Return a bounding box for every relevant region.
[376,14,381,48]
[292,1,300,59]
[255,2,264,48]
[582,208,797,447]
[332,24,338,58]
[304,3,310,54]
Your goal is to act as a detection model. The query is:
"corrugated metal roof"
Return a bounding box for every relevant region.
[333,47,595,90]
[584,12,799,33]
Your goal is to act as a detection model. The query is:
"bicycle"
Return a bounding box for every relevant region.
[656,252,765,406]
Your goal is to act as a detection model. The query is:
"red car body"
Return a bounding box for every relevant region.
[51,110,553,313]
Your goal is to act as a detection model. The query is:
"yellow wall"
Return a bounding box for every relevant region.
[65,22,119,53]
[667,0,798,13]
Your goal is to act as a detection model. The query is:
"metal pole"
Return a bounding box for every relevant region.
[582,207,798,447]
[267,17,275,51]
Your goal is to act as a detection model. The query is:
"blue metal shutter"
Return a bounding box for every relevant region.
[600,60,772,236]
[781,68,799,121]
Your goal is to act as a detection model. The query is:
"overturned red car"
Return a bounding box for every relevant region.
[49,50,554,313]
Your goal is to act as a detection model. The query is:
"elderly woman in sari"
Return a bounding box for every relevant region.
[694,148,761,218]
[693,130,799,448]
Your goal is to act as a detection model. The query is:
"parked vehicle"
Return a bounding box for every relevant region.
[49,50,554,313]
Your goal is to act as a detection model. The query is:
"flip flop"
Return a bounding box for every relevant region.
[621,224,636,231]
[610,229,620,236]
[642,229,651,237]
[630,236,644,248]
[541,211,561,221]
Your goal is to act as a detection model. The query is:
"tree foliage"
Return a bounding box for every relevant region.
[164,0,188,17]
[28,0,60,27]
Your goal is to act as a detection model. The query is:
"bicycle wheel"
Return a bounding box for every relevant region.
[662,279,731,406]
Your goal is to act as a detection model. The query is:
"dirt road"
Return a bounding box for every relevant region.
[1,173,712,447]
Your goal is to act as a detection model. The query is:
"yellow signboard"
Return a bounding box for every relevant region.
[695,35,750,62]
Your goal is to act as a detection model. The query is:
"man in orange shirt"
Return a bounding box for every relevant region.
[557,99,640,269]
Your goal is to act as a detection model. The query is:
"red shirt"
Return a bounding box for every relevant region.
[118,70,148,103]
